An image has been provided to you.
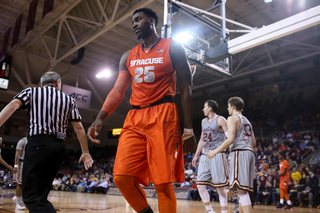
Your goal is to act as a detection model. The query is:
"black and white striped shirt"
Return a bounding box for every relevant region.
[14,85,82,137]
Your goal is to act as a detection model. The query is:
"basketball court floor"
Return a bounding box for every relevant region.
[0,189,318,213]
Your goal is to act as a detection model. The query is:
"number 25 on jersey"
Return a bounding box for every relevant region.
[134,66,155,83]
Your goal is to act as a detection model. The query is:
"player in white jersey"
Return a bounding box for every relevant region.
[207,97,256,213]
[12,137,27,210]
[192,100,229,213]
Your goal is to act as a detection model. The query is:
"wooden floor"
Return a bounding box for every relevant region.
[0,188,318,213]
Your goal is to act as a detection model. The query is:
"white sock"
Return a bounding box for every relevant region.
[205,205,214,211]
[17,197,24,205]
[280,199,284,204]
[221,210,227,213]
[287,200,292,205]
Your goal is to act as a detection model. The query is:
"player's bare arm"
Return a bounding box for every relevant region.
[0,99,22,127]
[218,116,228,134]
[192,119,205,167]
[87,51,131,143]
[12,149,22,174]
[251,129,257,147]
[170,40,196,154]
[206,115,238,159]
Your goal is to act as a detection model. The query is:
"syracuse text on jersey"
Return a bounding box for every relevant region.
[130,57,164,67]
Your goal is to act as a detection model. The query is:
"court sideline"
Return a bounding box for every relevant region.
[0,189,317,213]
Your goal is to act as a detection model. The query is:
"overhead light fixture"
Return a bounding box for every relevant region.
[96,69,111,79]
[264,0,272,3]
[173,32,194,44]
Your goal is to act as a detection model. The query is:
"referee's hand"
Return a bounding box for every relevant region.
[79,153,94,170]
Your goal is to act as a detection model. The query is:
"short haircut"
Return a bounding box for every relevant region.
[205,100,218,113]
[40,71,61,86]
[133,8,159,27]
[228,97,244,111]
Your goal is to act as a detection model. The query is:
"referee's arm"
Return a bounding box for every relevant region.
[71,121,93,170]
[0,99,22,127]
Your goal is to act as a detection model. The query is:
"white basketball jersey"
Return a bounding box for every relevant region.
[201,115,226,154]
[16,137,27,160]
[230,114,253,151]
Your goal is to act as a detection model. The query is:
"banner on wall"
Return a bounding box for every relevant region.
[62,84,91,109]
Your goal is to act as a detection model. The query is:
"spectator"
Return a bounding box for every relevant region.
[86,177,99,193]
[187,180,200,201]
[255,180,265,204]
[288,180,302,206]
[309,170,319,207]
[180,179,191,188]
[290,152,298,168]
[95,178,109,194]
[77,178,87,192]
[52,178,61,190]
[299,172,307,185]
[262,181,274,205]
[185,165,193,179]
[291,166,301,183]
[297,178,314,208]
[258,151,267,161]
[311,134,319,150]
[266,168,277,188]
[309,155,318,166]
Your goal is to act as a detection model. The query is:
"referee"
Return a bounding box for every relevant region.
[0,71,93,213]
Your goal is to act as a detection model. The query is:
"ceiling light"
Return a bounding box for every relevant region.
[264,0,272,3]
[173,32,194,44]
[96,69,111,78]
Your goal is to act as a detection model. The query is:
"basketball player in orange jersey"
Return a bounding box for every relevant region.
[87,8,196,213]
[276,152,293,210]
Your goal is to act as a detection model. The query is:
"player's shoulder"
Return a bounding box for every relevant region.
[228,114,239,122]
[168,39,183,49]
[201,117,207,124]
[217,115,227,122]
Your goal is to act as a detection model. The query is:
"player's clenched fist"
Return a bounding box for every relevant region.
[182,128,196,154]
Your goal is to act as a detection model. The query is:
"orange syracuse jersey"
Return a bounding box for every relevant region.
[279,159,290,177]
[126,38,176,106]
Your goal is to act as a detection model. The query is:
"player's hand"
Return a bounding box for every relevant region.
[182,128,196,154]
[78,153,94,170]
[12,167,18,174]
[192,156,198,168]
[87,121,102,144]
[206,150,217,159]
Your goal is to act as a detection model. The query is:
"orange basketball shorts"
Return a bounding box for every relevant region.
[113,102,185,186]
[280,176,290,191]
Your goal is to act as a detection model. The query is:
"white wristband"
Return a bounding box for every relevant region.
[225,132,228,138]
[14,165,18,168]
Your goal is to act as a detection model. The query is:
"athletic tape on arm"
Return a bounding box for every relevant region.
[101,70,131,115]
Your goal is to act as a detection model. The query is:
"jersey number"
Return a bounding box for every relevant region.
[134,66,155,83]
[243,124,252,136]
[203,132,213,142]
